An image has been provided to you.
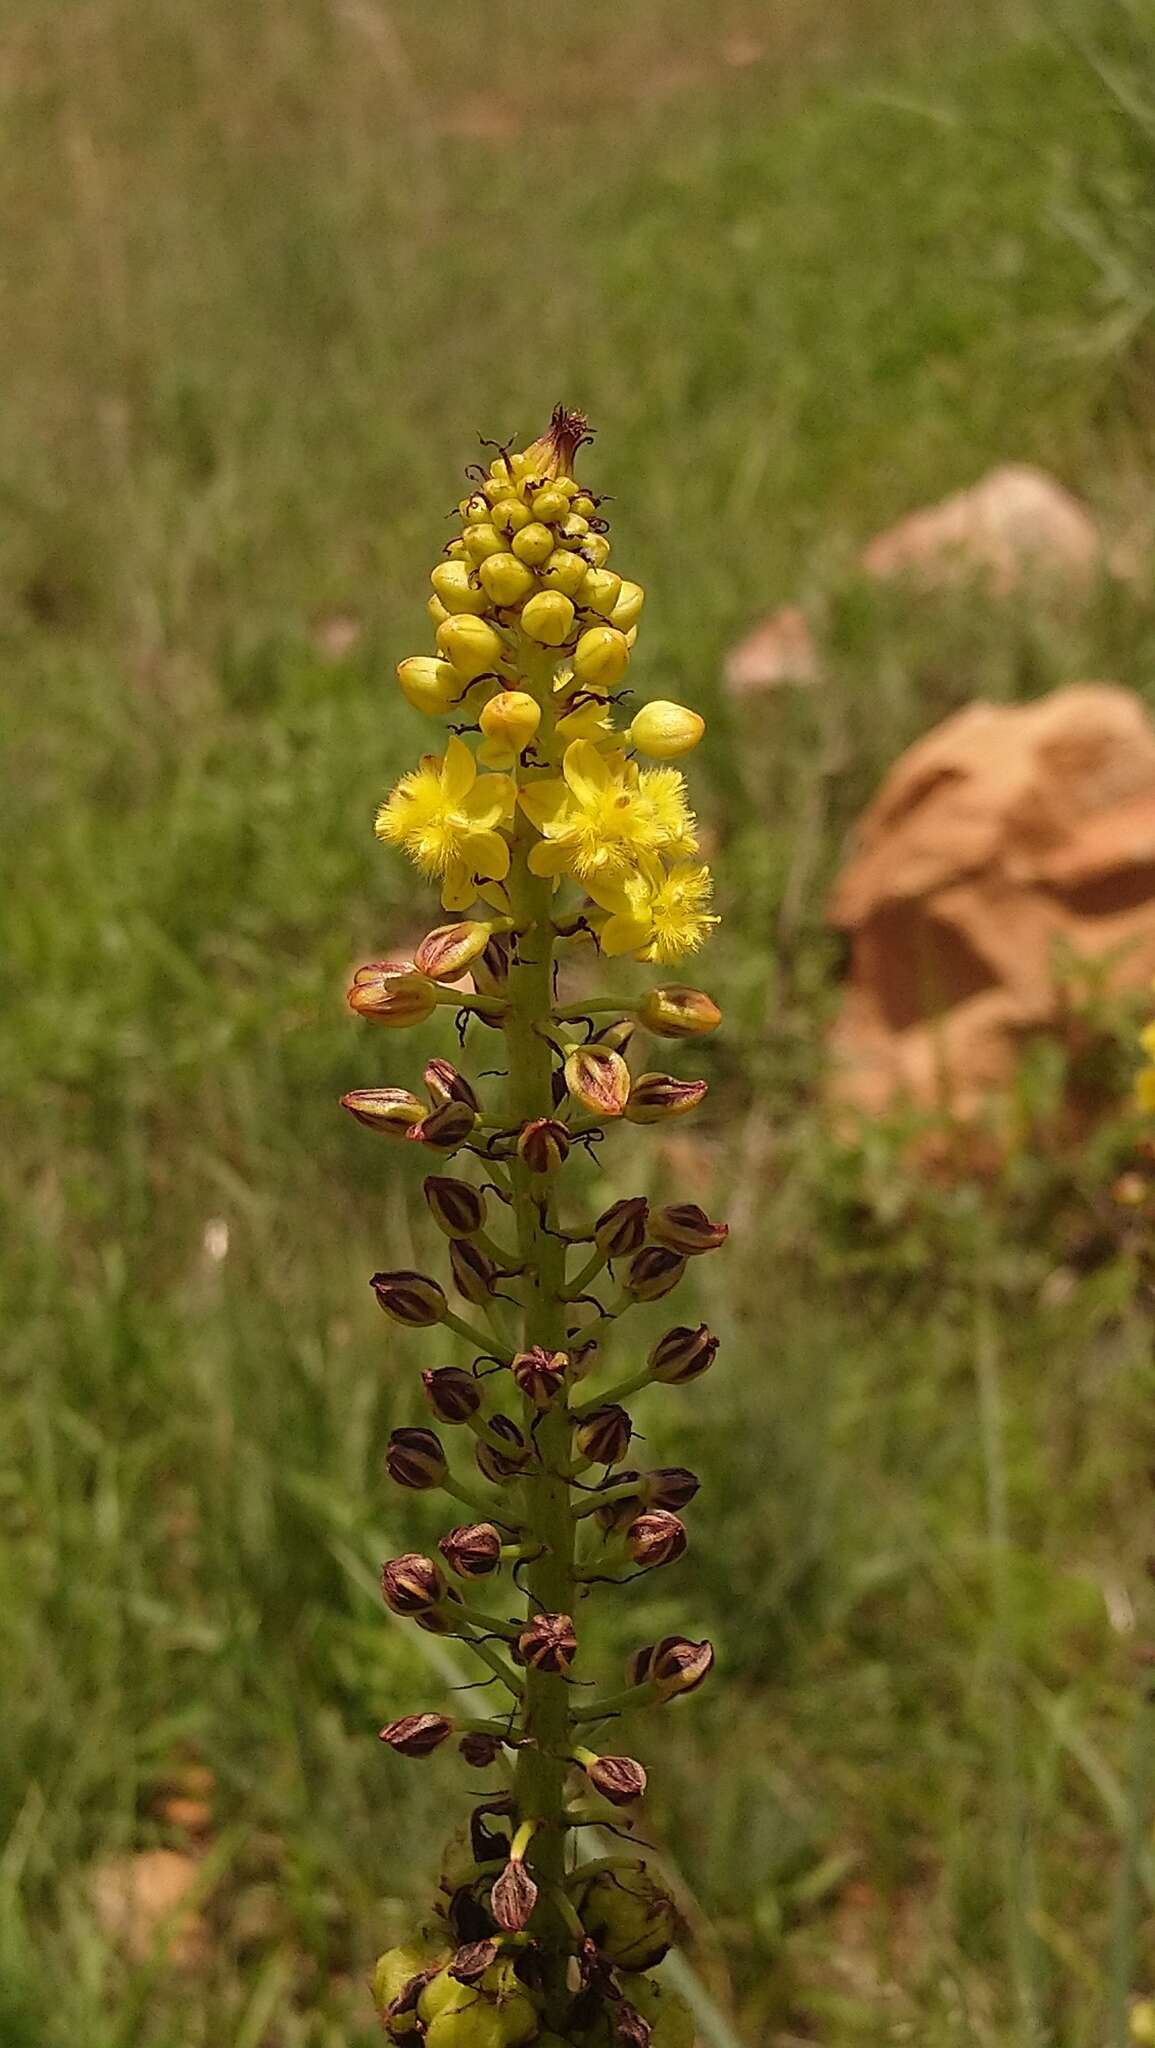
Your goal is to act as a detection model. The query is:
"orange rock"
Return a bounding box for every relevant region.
[861,464,1103,595]
[723,604,819,696]
[89,1848,208,1968]
[827,683,1155,1118]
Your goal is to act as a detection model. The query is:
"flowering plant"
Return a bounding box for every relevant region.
[346,409,724,2048]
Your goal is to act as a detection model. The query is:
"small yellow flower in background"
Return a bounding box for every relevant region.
[1137,1013,1155,1111]
[586,856,718,963]
[376,735,515,910]
[518,741,696,882]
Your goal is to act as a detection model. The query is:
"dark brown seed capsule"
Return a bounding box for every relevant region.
[647,1323,718,1385]
[583,1754,648,1806]
[642,1466,700,1511]
[380,1552,446,1614]
[626,1510,687,1570]
[592,1195,649,1259]
[449,1237,499,1305]
[473,933,512,998]
[448,1938,500,1983]
[424,1175,486,1238]
[409,1099,477,1152]
[458,1733,502,1770]
[647,1202,729,1255]
[623,1246,686,1302]
[564,1044,631,1119]
[422,1365,483,1424]
[379,1712,454,1756]
[384,1428,448,1490]
[511,1346,569,1407]
[491,1858,539,1933]
[439,1522,504,1580]
[624,1073,708,1124]
[517,1116,571,1174]
[475,1414,530,1481]
[424,1058,481,1112]
[370,1269,448,1326]
[517,1611,578,1675]
[649,1635,715,1699]
[574,1404,633,1467]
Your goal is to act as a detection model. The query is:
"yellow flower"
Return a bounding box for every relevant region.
[585,857,718,963]
[519,742,696,882]
[376,735,515,910]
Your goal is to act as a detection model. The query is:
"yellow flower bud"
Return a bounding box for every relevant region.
[478,552,536,608]
[571,494,598,517]
[530,486,569,523]
[427,594,451,627]
[611,578,646,629]
[539,548,588,597]
[521,590,576,646]
[557,511,589,541]
[491,496,531,535]
[436,614,506,681]
[578,567,622,617]
[573,624,630,688]
[629,700,705,759]
[462,523,505,564]
[459,492,489,523]
[510,521,555,566]
[579,531,611,568]
[429,561,489,614]
[479,690,541,753]
[444,538,467,559]
[396,656,463,717]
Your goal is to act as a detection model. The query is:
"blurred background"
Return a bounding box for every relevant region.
[7,1,1155,2042]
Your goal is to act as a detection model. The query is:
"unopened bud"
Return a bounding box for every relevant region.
[424,1176,486,1239]
[593,1195,649,1259]
[430,560,489,615]
[642,1466,700,1512]
[517,1117,570,1174]
[436,611,506,681]
[539,547,588,596]
[636,985,722,1040]
[516,1611,578,1675]
[424,1059,481,1112]
[473,934,511,998]
[415,922,494,983]
[380,1552,446,1614]
[521,589,576,646]
[575,1863,677,1968]
[648,1203,729,1255]
[582,1753,647,1807]
[347,959,438,1027]
[340,1088,425,1137]
[491,1858,539,1934]
[439,1522,504,1580]
[628,1635,715,1701]
[410,1100,477,1153]
[449,1237,500,1305]
[629,700,705,760]
[593,1472,643,1536]
[565,1044,631,1119]
[475,1415,530,1481]
[478,690,541,752]
[371,1270,448,1327]
[396,655,465,717]
[575,1404,633,1467]
[626,1511,687,1570]
[592,1015,637,1054]
[573,624,630,689]
[385,1428,449,1490]
[609,579,646,631]
[379,1712,454,1757]
[511,1347,569,1408]
[648,1323,719,1385]
[578,566,623,617]
[422,1366,482,1424]
[625,1074,708,1124]
[623,1246,686,1302]
[478,553,537,609]
[459,1733,502,1770]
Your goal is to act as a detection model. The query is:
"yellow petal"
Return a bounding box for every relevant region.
[583,871,640,915]
[1136,1065,1155,1114]
[518,779,570,831]
[562,739,611,807]
[464,828,511,881]
[464,773,516,830]
[599,912,653,956]
[476,737,517,772]
[440,734,477,803]
[528,839,575,878]
[441,863,478,912]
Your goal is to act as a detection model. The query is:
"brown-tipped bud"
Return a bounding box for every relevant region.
[644,1634,715,1700]
[516,1611,578,1675]
[409,1100,477,1153]
[448,1237,499,1305]
[647,1202,729,1255]
[594,1472,644,1536]
[624,1073,708,1124]
[575,1404,634,1467]
[511,1346,569,1408]
[517,1117,571,1174]
[424,1059,481,1112]
[459,1733,502,1770]
[583,1754,647,1806]
[592,1195,650,1259]
[623,1246,686,1302]
[421,1366,483,1424]
[384,1429,449,1491]
[491,1858,539,1934]
[643,1466,700,1512]
[379,1712,454,1757]
[439,1522,504,1580]
[648,1323,719,1385]
[592,1016,637,1055]
[371,1270,447,1326]
[414,1609,456,1636]
[448,1938,499,1983]
[380,1552,447,1614]
[636,985,722,1040]
[564,1044,631,1120]
[347,959,438,1027]
[424,1175,486,1239]
[473,933,512,998]
[475,1415,530,1481]
[414,921,493,984]
[626,1510,687,1570]
[340,1087,425,1137]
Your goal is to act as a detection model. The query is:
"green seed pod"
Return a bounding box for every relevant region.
[431,561,490,615]
[521,589,576,646]
[619,1972,696,2048]
[575,1864,677,1969]
[372,1939,446,2018]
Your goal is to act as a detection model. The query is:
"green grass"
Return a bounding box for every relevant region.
[6,1,1155,2042]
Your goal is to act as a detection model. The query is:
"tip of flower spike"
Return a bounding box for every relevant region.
[516,405,594,483]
